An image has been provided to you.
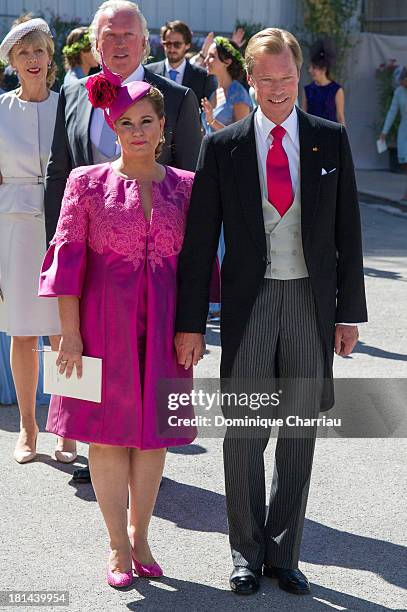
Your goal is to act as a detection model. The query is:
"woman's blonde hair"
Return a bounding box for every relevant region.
[9,14,56,88]
[245,28,303,75]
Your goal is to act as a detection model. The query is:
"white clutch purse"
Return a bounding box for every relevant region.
[43,348,102,403]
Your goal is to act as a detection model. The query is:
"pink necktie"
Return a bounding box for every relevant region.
[266,125,294,216]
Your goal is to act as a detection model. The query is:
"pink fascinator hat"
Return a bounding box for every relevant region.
[85,58,151,129]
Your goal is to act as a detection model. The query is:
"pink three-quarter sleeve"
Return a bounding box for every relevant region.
[39,171,89,298]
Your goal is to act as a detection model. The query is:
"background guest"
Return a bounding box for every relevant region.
[0,15,76,464]
[147,20,217,106]
[0,333,49,405]
[201,37,252,133]
[190,27,246,67]
[302,39,345,124]
[201,36,253,320]
[379,67,407,201]
[62,26,99,86]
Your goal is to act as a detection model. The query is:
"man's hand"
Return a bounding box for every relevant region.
[174,332,205,370]
[334,324,359,357]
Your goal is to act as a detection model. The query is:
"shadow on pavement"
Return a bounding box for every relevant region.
[0,403,96,501]
[345,341,407,361]
[155,477,228,534]
[363,267,406,281]
[302,519,407,594]
[168,444,207,455]
[155,478,407,593]
[124,574,403,611]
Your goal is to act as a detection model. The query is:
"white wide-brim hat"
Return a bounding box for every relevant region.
[0,18,52,63]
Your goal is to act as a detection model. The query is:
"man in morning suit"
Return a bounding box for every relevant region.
[44,0,201,481]
[175,28,367,596]
[44,0,201,247]
[147,20,217,108]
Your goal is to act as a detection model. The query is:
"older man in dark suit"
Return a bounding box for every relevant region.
[147,20,217,106]
[175,28,367,596]
[44,0,201,247]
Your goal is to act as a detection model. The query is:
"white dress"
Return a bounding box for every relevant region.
[0,90,60,336]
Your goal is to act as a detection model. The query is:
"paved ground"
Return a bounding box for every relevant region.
[0,203,406,611]
[356,169,407,209]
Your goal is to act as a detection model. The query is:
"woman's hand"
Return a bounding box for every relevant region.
[379,133,386,142]
[231,27,246,48]
[201,32,214,57]
[201,97,214,124]
[56,332,83,379]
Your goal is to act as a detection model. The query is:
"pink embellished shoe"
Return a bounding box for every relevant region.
[106,567,133,589]
[131,551,163,578]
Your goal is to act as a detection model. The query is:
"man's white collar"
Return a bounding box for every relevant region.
[255,106,298,143]
[164,57,187,73]
[123,64,145,85]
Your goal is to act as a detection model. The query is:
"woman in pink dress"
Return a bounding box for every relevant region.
[38,69,201,588]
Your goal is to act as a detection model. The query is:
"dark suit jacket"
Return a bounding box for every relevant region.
[44,67,201,245]
[146,59,217,105]
[175,108,368,410]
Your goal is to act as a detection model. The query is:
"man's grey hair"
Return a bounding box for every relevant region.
[89,0,150,63]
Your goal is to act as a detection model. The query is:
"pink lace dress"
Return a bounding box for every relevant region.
[39,163,197,449]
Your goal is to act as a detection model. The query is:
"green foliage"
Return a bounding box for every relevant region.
[302,0,360,83]
[47,12,82,84]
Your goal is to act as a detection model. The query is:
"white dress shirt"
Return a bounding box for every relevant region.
[254,105,359,326]
[164,58,187,85]
[254,105,299,195]
[90,64,145,154]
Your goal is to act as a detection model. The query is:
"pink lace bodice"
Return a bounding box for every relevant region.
[51,165,194,272]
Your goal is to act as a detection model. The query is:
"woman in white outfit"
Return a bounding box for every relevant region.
[0,16,77,464]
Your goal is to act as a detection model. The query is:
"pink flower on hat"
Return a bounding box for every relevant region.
[85,73,121,109]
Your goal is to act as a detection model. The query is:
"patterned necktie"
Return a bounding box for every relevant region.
[168,69,178,82]
[266,125,294,216]
[98,115,117,158]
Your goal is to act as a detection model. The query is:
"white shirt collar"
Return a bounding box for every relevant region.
[123,64,145,85]
[255,105,298,144]
[164,57,186,76]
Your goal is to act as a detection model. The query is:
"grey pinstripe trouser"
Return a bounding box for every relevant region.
[223,278,325,571]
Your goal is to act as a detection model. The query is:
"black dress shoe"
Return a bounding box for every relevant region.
[263,565,310,594]
[72,466,91,483]
[229,567,261,595]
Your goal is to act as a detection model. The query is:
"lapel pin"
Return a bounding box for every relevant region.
[312,146,318,152]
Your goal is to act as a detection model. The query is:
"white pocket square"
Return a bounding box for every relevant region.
[321,167,336,175]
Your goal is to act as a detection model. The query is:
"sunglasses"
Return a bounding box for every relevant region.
[162,41,184,49]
